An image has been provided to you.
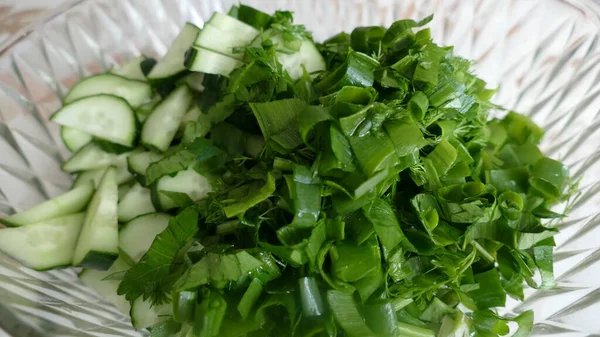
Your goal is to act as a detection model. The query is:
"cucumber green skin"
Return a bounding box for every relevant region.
[183,47,198,70]
[94,139,136,155]
[140,58,157,76]
[147,71,190,87]
[0,218,20,228]
[130,116,141,149]
[76,251,119,270]
[32,263,72,272]
[147,23,201,85]
[140,142,165,155]
[63,73,152,105]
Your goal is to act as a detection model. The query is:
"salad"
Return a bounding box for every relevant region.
[0,4,574,337]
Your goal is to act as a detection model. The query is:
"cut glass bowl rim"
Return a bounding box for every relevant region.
[2,0,600,336]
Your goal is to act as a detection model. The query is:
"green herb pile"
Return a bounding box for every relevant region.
[119,6,573,337]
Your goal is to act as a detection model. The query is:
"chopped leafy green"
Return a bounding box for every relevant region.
[118,208,199,304]
[316,51,380,93]
[174,251,263,291]
[327,290,375,337]
[330,235,380,282]
[193,289,227,337]
[223,172,276,218]
[363,198,414,257]
[250,98,307,152]
[237,278,264,320]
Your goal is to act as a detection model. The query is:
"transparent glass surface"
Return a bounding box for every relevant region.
[1,0,600,336]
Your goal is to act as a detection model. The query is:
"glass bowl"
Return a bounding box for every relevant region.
[1,0,600,336]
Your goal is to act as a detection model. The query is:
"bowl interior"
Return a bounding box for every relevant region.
[1,0,600,336]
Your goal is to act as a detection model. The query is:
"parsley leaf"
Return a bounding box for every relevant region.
[117,208,199,304]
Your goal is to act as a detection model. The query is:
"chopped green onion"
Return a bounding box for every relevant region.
[330,235,380,282]
[408,91,429,121]
[290,165,321,228]
[384,119,427,157]
[396,322,436,337]
[298,277,326,317]
[501,111,544,145]
[238,278,264,320]
[426,139,457,176]
[363,198,414,257]
[193,289,227,337]
[354,268,384,303]
[498,191,524,220]
[316,51,380,93]
[173,290,197,323]
[350,26,386,54]
[363,301,398,337]
[250,99,307,152]
[327,290,375,337]
[529,157,569,200]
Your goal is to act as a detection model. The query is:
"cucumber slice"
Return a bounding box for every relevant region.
[193,23,258,60]
[141,85,193,152]
[62,143,120,173]
[117,183,156,223]
[0,213,85,270]
[208,12,259,39]
[73,161,132,189]
[0,182,94,227]
[136,95,162,123]
[118,213,170,263]
[236,4,273,30]
[63,143,136,180]
[118,181,136,199]
[178,72,205,92]
[273,35,327,80]
[151,167,212,211]
[113,153,136,185]
[131,297,171,329]
[180,105,202,127]
[177,105,212,138]
[64,73,152,107]
[51,95,139,147]
[147,23,201,83]
[73,167,107,188]
[184,47,243,77]
[127,151,164,186]
[79,256,131,314]
[61,126,92,152]
[72,167,119,270]
[111,56,148,81]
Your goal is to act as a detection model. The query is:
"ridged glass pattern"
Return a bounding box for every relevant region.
[1,0,600,336]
